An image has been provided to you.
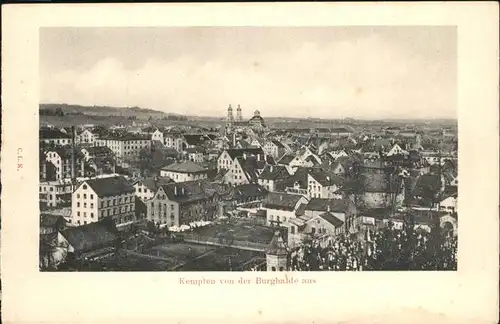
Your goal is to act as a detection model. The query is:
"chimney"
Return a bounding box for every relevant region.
[181,187,185,195]
[327,205,331,212]
[257,154,261,161]
[270,166,273,173]
[280,195,283,201]
[174,186,177,195]
[232,132,236,147]
[71,126,76,182]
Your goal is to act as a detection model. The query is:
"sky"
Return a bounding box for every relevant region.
[40,27,457,119]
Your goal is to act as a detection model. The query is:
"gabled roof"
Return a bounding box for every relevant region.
[266,231,288,255]
[235,156,261,182]
[84,176,135,197]
[269,140,286,149]
[134,176,174,192]
[40,214,67,228]
[258,165,289,181]
[342,172,403,194]
[308,169,344,187]
[233,183,268,200]
[161,161,207,173]
[318,212,344,228]
[61,221,117,253]
[263,192,304,211]
[277,154,296,165]
[160,180,216,204]
[82,146,113,156]
[183,134,207,146]
[47,147,85,160]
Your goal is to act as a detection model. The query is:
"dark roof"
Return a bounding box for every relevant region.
[263,192,304,211]
[40,129,72,139]
[308,169,344,187]
[236,156,261,182]
[319,212,344,228]
[161,161,207,173]
[330,127,352,134]
[134,176,174,192]
[270,140,286,149]
[266,231,288,255]
[359,207,393,220]
[183,134,207,146]
[225,148,265,160]
[61,222,117,253]
[233,184,268,200]
[84,176,135,197]
[258,165,289,181]
[40,214,66,227]
[412,174,442,198]
[160,180,218,204]
[277,154,296,165]
[305,198,347,213]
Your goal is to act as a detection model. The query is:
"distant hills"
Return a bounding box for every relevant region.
[39,103,172,118]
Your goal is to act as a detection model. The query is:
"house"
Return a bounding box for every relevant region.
[39,179,74,208]
[59,220,118,261]
[151,128,164,144]
[71,176,137,229]
[184,147,205,164]
[307,169,344,199]
[132,176,174,201]
[146,181,220,227]
[261,192,309,226]
[160,161,209,183]
[183,134,208,149]
[263,140,289,159]
[439,189,457,214]
[330,127,353,137]
[303,198,350,223]
[95,134,151,166]
[257,165,290,192]
[232,183,268,205]
[277,154,305,174]
[77,129,98,146]
[386,143,408,157]
[40,128,73,146]
[45,148,85,180]
[410,174,445,208]
[223,155,267,186]
[40,214,68,235]
[80,146,114,161]
[164,133,184,152]
[217,148,265,171]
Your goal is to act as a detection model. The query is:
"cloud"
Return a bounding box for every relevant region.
[40,34,455,119]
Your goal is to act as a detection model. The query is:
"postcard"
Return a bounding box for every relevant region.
[1,3,499,324]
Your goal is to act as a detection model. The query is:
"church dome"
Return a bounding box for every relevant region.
[254,110,260,117]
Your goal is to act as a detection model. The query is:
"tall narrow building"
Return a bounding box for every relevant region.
[227,104,234,124]
[236,104,242,122]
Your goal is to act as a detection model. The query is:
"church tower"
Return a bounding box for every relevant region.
[266,231,289,271]
[227,104,234,124]
[236,104,242,122]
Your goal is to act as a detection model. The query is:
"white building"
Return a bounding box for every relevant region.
[71,176,137,229]
[160,161,209,183]
[261,192,309,226]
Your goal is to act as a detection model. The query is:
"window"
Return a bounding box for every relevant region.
[50,187,54,192]
[90,203,94,208]
[138,188,142,193]
[84,212,87,217]
[77,202,80,207]
[91,213,94,218]
[77,211,80,216]
[83,194,87,199]
[290,226,295,234]
[84,203,87,208]
[83,184,87,190]
[101,201,105,208]
[90,194,94,199]
[271,267,276,271]
[311,227,316,234]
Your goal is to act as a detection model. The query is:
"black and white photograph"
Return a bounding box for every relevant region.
[38,26,459,272]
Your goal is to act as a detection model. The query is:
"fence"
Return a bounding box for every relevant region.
[183,233,268,252]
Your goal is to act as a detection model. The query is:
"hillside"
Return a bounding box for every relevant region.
[40,103,173,118]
